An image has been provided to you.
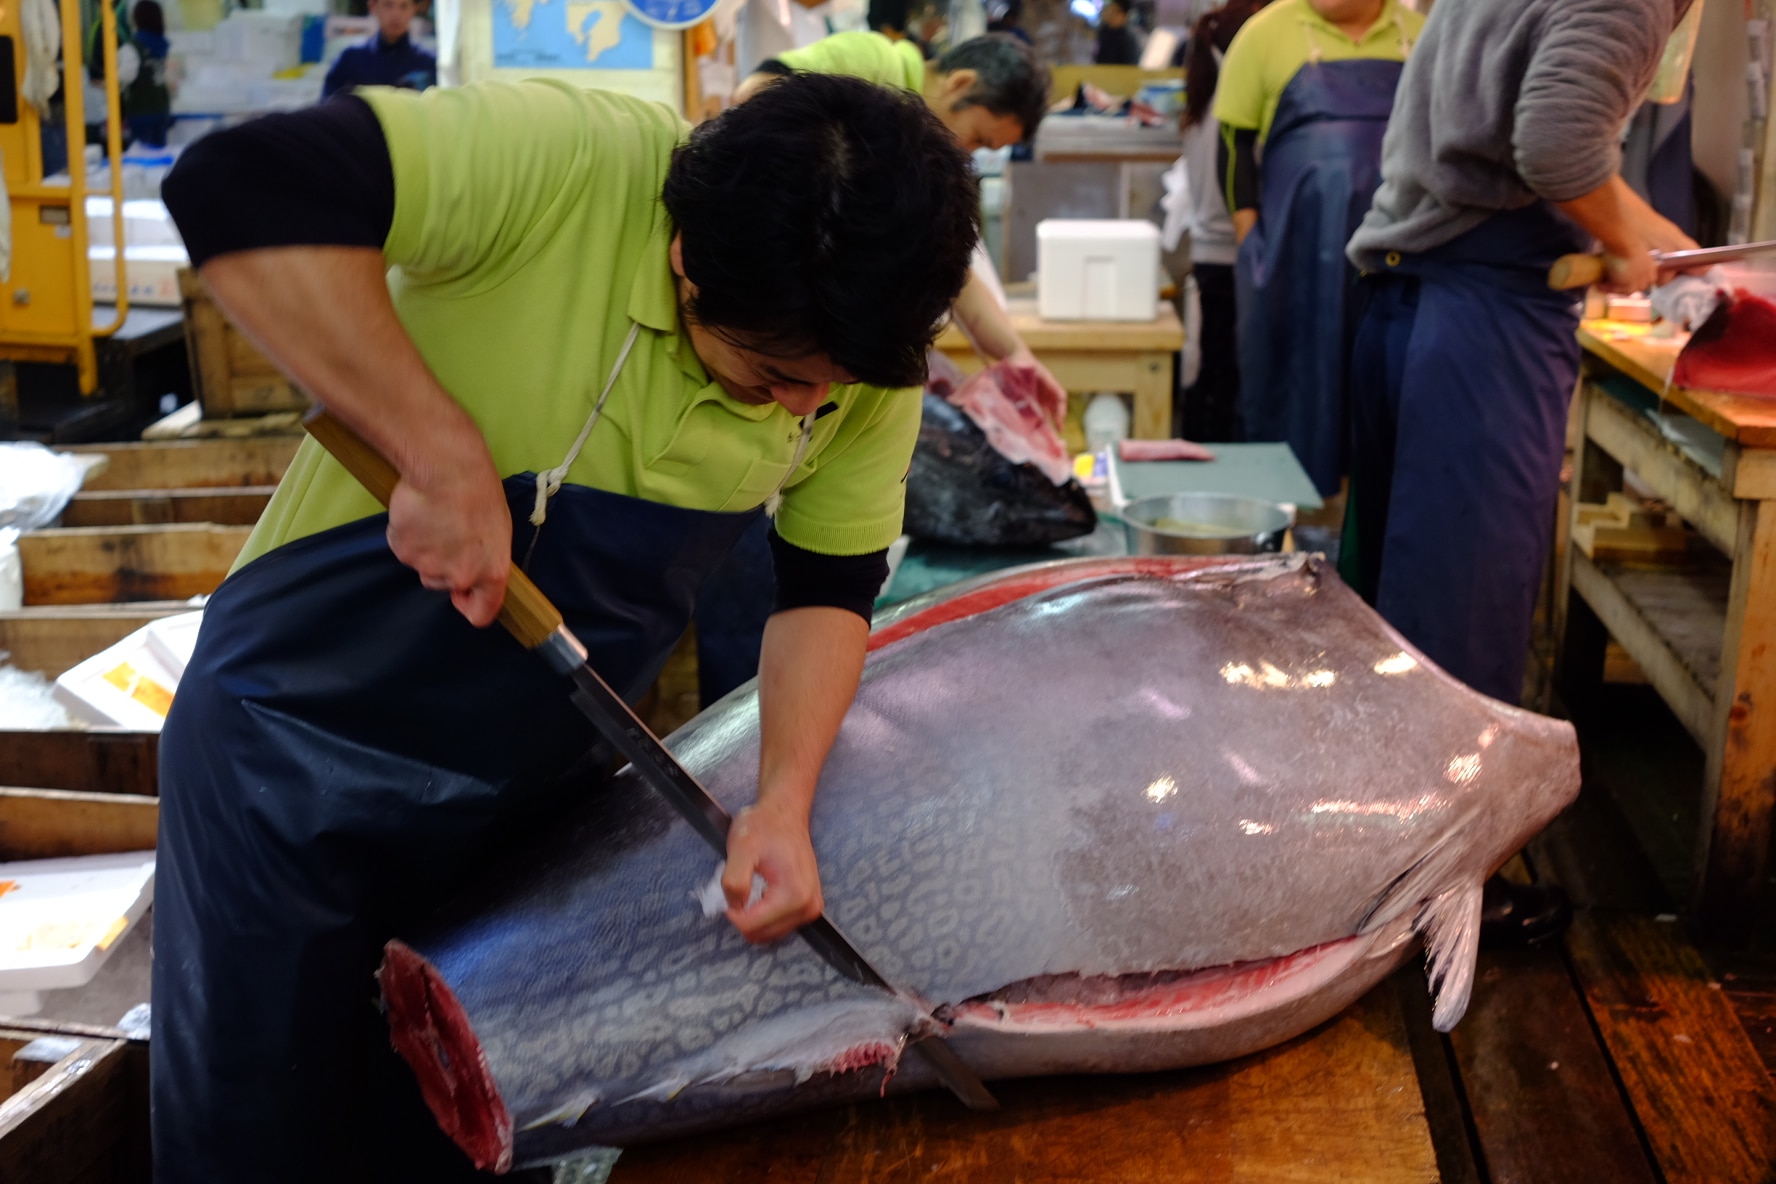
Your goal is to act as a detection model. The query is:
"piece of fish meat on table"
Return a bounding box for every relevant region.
[379,554,1580,1171]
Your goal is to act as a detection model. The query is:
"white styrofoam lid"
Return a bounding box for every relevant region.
[1036,218,1162,240]
[0,851,155,989]
[145,610,204,679]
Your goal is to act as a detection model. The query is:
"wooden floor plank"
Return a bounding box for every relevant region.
[614,985,1437,1184]
[1389,967,1482,1184]
[0,731,158,796]
[1567,910,1776,1184]
[1448,941,1658,1184]
[63,437,300,491]
[19,525,250,605]
[61,486,275,528]
[0,604,188,678]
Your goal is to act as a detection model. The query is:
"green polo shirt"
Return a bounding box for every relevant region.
[1213,0,1422,143]
[237,80,920,571]
[775,31,925,93]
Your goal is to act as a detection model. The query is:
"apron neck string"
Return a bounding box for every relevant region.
[1303,22,1322,64]
[764,413,816,518]
[531,321,643,529]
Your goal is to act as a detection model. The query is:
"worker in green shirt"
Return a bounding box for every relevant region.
[697,31,1061,705]
[737,32,1062,422]
[1214,0,1420,496]
[151,75,979,1181]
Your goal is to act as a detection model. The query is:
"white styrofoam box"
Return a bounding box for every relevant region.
[212,11,302,73]
[84,197,184,249]
[251,75,325,112]
[53,619,184,729]
[1036,219,1162,321]
[144,611,204,679]
[89,244,190,307]
[0,851,155,1016]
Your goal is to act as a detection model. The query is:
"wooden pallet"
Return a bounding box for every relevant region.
[18,524,250,605]
[0,788,155,1184]
[178,268,307,419]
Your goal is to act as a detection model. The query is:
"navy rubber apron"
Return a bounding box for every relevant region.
[1235,36,1404,496]
[1339,202,1587,704]
[152,328,812,1182]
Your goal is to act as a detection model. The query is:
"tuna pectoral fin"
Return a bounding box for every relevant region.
[1417,882,1483,1033]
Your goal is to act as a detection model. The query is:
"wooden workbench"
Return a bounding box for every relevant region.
[934,298,1184,441]
[1558,320,1776,943]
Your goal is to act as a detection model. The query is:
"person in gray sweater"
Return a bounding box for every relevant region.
[1340,0,1696,946]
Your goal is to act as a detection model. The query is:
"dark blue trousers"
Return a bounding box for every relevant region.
[1341,206,1585,704]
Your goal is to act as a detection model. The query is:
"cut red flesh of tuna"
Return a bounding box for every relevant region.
[1673,289,1776,397]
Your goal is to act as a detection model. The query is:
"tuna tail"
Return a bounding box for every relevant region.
[1417,881,1483,1033]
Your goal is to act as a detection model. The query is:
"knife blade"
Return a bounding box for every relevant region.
[302,406,1000,1113]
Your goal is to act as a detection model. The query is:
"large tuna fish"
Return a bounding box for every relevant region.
[904,358,1096,547]
[380,555,1579,1172]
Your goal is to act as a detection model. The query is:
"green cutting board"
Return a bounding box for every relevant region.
[1112,442,1323,511]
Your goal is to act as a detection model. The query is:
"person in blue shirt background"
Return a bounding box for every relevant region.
[321,0,436,99]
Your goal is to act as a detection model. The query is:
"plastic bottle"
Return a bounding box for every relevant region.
[1083,392,1131,453]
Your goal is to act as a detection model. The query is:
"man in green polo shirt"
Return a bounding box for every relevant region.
[737,32,1062,421]
[1214,0,1420,497]
[152,74,979,1181]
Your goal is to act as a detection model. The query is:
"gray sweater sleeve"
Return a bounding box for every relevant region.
[1348,0,1678,268]
[1513,0,1672,202]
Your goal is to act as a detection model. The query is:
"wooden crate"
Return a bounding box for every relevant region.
[18,524,251,606]
[0,789,155,1184]
[178,268,308,419]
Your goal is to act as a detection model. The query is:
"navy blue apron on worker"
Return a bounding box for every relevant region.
[151,326,810,1182]
[1235,40,1404,496]
[1339,202,1587,704]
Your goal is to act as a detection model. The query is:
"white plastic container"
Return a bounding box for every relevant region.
[53,617,192,730]
[1036,219,1161,321]
[0,851,156,1016]
[144,610,205,679]
[1083,392,1131,452]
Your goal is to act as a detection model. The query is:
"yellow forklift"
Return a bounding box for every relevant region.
[0,0,190,440]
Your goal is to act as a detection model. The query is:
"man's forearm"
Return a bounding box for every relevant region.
[203,246,512,623]
[950,269,1023,362]
[202,247,478,479]
[1554,174,1696,291]
[755,605,869,820]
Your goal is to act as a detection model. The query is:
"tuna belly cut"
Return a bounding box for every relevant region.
[929,916,1416,1081]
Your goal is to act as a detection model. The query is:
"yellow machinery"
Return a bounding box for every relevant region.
[0,0,128,394]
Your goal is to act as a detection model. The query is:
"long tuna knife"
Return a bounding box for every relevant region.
[303,406,1000,1113]
[1548,238,1776,290]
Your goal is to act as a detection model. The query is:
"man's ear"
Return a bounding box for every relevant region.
[669,232,685,278]
[940,68,978,106]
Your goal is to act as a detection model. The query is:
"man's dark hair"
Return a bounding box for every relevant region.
[663,73,978,390]
[936,34,1049,139]
[133,0,165,36]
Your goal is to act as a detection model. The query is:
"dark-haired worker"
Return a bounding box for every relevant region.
[1341,0,1698,944]
[697,31,1059,706]
[150,75,980,1181]
[1095,0,1142,65]
[1215,0,1422,495]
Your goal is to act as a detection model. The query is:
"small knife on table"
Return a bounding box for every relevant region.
[302,406,1000,1113]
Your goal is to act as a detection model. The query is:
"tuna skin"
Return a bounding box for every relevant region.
[385,555,1579,1170]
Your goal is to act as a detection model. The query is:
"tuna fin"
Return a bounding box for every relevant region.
[1418,881,1483,1032]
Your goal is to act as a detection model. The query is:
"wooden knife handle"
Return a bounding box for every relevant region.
[302,406,566,651]
[1548,253,1608,291]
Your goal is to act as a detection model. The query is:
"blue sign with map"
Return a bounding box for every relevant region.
[492,0,656,70]
[623,0,723,29]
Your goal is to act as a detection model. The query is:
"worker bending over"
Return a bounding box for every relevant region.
[1341,0,1697,944]
[152,76,979,1181]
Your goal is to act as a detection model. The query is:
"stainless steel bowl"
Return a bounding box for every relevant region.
[1119,493,1290,555]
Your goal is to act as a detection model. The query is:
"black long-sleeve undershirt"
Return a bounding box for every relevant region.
[161,98,889,622]
[1216,126,1260,214]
